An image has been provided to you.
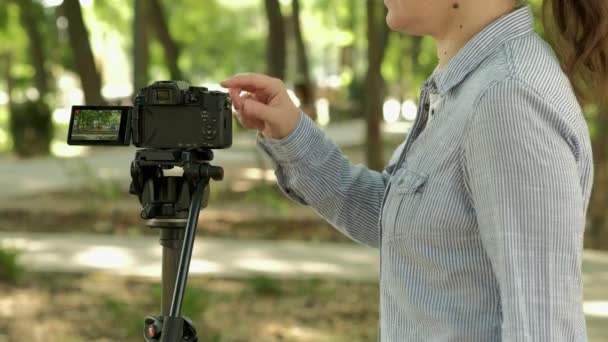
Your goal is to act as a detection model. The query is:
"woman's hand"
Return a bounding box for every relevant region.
[221,73,300,140]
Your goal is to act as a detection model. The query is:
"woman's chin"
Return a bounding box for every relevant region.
[386,14,402,31]
[386,14,425,36]
[386,15,409,33]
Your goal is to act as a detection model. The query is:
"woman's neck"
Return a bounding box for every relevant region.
[434,1,518,67]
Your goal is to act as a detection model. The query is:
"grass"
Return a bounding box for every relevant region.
[0,273,379,341]
[0,248,23,284]
[246,274,283,296]
[0,182,354,243]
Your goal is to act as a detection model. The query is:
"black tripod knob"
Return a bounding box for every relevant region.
[207,165,223,181]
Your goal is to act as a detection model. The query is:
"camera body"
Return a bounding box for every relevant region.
[68,81,232,149]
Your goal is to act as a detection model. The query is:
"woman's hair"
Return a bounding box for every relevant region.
[521,0,608,107]
[514,0,608,108]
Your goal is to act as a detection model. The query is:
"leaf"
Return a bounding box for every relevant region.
[0,1,10,31]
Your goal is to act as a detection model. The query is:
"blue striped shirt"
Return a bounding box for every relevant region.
[257,5,593,341]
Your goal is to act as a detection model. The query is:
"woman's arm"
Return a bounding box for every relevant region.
[463,78,591,340]
[257,111,392,249]
[221,73,392,249]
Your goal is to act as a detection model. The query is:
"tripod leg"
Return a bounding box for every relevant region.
[161,229,184,316]
[158,180,205,342]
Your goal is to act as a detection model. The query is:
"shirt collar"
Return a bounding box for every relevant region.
[430,5,535,95]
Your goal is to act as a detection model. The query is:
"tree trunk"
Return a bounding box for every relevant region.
[586,111,608,250]
[292,0,315,119]
[2,54,14,109]
[147,0,182,81]
[16,0,49,98]
[365,0,390,171]
[341,0,358,71]
[133,0,150,93]
[397,36,422,100]
[61,0,105,105]
[264,0,286,80]
[410,36,423,72]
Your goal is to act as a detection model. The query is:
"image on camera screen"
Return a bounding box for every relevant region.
[71,109,122,141]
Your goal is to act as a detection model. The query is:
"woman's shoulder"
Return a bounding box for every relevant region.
[462,32,583,123]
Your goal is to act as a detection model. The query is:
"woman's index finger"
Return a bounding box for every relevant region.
[221,73,280,92]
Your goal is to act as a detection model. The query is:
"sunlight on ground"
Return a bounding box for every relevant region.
[189,259,223,273]
[585,301,608,318]
[0,237,47,251]
[74,246,134,269]
[585,251,608,265]
[51,141,88,158]
[234,259,344,276]
[262,322,331,342]
[382,121,412,135]
[230,180,256,192]
[236,258,293,273]
[242,168,276,182]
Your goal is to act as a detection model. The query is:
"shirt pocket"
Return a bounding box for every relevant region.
[386,167,429,239]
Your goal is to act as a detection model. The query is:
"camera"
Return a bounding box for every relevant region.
[67,81,232,149]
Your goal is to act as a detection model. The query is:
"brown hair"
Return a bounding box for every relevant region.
[541,0,608,108]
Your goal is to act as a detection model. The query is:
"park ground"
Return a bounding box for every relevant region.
[0,122,607,341]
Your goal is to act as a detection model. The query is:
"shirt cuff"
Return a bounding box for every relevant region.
[257,111,324,165]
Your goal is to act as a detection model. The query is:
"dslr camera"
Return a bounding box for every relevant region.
[67,81,232,149]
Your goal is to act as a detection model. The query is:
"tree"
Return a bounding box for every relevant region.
[365,0,390,171]
[264,0,286,80]
[147,0,182,81]
[61,0,105,105]
[133,0,149,93]
[1,54,14,110]
[15,0,50,98]
[292,0,315,119]
[10,0,53,157]
[586,108,608,250]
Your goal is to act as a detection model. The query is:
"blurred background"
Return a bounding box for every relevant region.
[0,0,606,341]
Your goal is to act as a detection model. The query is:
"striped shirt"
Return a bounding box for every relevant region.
[257,5,593,341]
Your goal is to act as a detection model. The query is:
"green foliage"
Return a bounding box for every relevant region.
[246,274,282,295]
[0,2,8,31]
[147,283,224,341]
[99,293,150,340]
[162,0,266,82]
[9,100,54,157]
[296,277,323,295]
[0,248,24,284]
[244,182,291,213]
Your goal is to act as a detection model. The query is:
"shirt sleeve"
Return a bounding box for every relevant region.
[462,78,588,340]
[257,111,393,249]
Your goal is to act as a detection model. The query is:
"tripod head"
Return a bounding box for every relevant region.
[129,148,223,342]
[130,149,223,220]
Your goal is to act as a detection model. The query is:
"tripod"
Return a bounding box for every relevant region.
[129,148,223,342]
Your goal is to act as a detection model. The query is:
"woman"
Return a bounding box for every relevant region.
[222,0,608,340]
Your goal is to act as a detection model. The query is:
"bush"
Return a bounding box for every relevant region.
[9,100,54,158]
[0,248,23,284]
